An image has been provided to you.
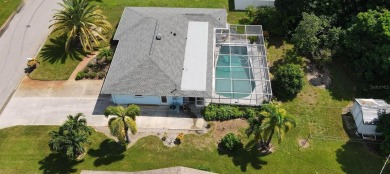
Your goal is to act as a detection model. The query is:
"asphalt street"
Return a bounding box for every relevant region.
[0,0,61,110]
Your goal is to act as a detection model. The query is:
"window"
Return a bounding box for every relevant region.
[161,96,167,104]
[196,97,205,106]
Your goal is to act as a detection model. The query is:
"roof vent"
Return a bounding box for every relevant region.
[156,33,162,40]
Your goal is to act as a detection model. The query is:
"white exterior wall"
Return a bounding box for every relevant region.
[112,95,183,105]
[351,101,381,136]
[234,0,274,10]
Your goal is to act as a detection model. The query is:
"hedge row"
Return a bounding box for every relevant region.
[203,104,257,121]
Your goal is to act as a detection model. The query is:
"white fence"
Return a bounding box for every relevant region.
[234,0,274,10]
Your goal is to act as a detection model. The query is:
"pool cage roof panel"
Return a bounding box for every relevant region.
[212,25,272,106]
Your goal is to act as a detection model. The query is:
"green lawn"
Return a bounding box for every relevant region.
[0,122,388,174]
[28,33,83,80]
[0,0,22,27]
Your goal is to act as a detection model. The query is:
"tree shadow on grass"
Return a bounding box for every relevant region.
[270,79,299,102]
[336,141,389,174]
[38,153,83,174]
[87,139,126,167]
[218,140,268,172]
[267,37,285,49]
[39,35,84,64]
[326,62,357,101]
[228,0,235,11]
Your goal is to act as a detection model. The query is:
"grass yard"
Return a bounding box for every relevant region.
[28,34,83,80]
[0,0,22,27]
[0,121,389,174]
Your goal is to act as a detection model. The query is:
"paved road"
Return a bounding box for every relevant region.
[0,0,61,110]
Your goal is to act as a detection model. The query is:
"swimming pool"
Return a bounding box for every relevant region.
[215,46,255,99]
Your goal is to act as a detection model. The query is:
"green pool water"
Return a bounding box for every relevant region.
[215,46,255,99]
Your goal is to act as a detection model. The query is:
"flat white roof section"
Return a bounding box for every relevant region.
[181,21,209,91]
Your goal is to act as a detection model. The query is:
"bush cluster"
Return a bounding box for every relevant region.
[89,72,97,79]
[204,104,257,121]
[98,72,105,79]
[220,133,242,151]
[76,72,85,80]
[272,63,304,99]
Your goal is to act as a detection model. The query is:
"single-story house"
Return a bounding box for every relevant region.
[101,7,272,108]
[351,98,390,139]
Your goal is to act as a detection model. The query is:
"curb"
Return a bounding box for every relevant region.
[0,0,25,37]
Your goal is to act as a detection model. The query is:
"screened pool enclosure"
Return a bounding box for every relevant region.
[210,25,272,106]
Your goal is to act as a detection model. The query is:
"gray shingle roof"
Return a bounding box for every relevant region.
[101,7,227,97]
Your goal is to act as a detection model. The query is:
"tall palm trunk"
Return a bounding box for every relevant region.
[122,117,130,143]
[258,134,267,150]
[266,129,275,148]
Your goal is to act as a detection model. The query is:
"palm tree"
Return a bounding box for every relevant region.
[246,103,296,151]
[48,113,91,160]
[260,103,296,148]
[97,47,113,62]
[104,105,140,144]
[62,113,92,134]
[246,113,267,150]
[50,0,112,53]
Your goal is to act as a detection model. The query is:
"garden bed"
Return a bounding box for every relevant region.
[76,48,113,80]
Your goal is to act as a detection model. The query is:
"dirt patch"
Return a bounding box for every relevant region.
[210,119,249,142]
[298,139,310,148]
[306,64,331,89]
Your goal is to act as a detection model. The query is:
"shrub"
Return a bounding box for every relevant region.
[106,56,113,63]
[272,63,304,99]
[76,72,85,80]
[220,133,242,151]
[248,36,258,44]
[89,72,97,79]
[175,132,184,145]
[98,72,105,79]
[195,165,211,171]
[245,107,257,118]
[87,63,94,68]
[83,68,89,73]
[204,104,245,121]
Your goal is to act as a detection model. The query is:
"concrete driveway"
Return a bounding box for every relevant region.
[0,78,110,129]
[0,77,205,131]
[0,0,61,110]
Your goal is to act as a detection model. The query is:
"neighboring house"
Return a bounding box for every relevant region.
[101,7,272,108]
[234,0,275,10]
[351,98,390,139]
